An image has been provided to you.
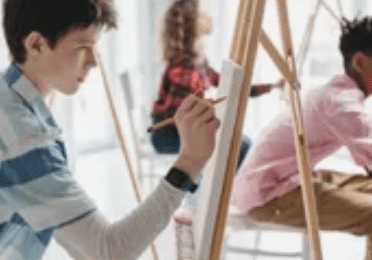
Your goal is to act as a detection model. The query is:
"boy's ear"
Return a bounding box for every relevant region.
[23,31,49,59]
[351,52,367,73]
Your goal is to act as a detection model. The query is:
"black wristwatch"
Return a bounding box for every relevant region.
[165,167,198,193]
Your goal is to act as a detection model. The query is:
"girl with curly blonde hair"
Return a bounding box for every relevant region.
[151,0,234,155]
[150,0,271,224]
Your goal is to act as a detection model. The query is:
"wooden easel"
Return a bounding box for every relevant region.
[208,0,323,260]
[94,51,161,260]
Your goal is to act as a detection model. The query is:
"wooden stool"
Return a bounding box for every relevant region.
[224,206,311,259]
[174,206,311,260]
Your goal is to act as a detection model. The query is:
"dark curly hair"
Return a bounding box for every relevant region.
[340,17,372,72]
[3,0,117,64]
[161,0,199,62]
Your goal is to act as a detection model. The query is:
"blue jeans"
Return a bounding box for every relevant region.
[150,118,180,154]
[150,114,252,209]
[151,114,251,169]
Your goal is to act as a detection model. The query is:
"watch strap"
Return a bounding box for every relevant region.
[165,167,198,193]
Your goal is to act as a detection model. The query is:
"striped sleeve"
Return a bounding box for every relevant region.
[0,140,97,232]
[0,89,97,232]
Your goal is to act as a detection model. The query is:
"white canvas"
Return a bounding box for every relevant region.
[192,59,245,260]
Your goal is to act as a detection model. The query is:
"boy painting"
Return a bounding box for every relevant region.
[0,0,220,259]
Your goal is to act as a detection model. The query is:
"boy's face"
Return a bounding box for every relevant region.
[40,25,99,95]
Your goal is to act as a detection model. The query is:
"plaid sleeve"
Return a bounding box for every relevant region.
[168,65,194,88]
[207,63,220,87]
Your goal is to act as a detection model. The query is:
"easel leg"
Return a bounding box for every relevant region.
[276,0,323,259]
[95,50,161,260]
[231,0,255,64]
[209,0,268,259]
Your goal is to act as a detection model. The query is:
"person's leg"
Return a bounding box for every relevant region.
[150,114,180,154]
[248,170,372,259]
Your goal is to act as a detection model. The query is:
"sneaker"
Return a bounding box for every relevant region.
[173,210,194,225]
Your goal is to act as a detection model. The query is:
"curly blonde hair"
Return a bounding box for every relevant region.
[161,0,199,62]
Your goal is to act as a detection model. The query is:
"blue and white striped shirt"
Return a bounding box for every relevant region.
[0,65,96,260]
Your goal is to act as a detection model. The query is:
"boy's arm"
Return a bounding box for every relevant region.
[55,95,219,260]
[54,178,185,260]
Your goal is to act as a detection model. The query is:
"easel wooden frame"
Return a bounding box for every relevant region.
[94,51,161,260]
[193,59,245,260]
[203,0,324,259]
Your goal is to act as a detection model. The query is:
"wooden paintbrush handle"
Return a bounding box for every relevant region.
[148,97,226,132]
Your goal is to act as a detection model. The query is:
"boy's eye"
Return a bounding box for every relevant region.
[78,45,94,51]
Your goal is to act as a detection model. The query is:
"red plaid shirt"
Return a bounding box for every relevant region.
[152,54,219,120]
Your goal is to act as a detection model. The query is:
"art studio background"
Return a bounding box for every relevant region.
[0,0,369,259]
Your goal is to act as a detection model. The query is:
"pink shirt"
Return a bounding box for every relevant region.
[232,74,372,213]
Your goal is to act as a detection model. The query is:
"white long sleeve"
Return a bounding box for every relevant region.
[53,178,186,260]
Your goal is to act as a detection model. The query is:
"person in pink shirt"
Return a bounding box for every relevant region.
[232,17,372,260]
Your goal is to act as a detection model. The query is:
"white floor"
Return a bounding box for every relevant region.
[43,146,367,260]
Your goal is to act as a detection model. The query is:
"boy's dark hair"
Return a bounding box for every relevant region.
[340,17,372,72]
[3,0,117,64]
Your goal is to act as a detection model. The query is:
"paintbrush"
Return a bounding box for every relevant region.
[147,96,226,133]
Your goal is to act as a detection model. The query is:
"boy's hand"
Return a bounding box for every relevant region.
[173,95,220,180]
